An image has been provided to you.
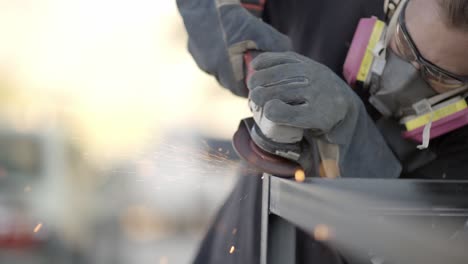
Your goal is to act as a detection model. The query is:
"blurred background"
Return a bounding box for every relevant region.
[0,0,251,263]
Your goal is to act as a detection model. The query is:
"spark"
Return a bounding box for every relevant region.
[34,223,43,233]
[24,186,32,193]
[313,224,331,241]
[229,245,236,254]
[232,228,237,235]
[294,169,306,182]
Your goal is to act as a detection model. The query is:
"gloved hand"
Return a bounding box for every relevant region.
[248,51,354,143]
[247,51,402,178]
[177,0,292,97]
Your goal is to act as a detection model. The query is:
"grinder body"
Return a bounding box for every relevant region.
[231,51,307,177]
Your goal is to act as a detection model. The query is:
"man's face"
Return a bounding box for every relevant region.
[389,0,468,93]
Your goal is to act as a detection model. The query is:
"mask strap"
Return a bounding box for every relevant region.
[414,85,468,150]
[378,0,409,61]
[372,0,408,76]
[427,86,468,106]
[416,101,433,150]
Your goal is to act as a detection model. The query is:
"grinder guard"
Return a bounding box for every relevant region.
[232,118,303,178]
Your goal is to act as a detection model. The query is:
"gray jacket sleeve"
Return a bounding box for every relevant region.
[176,0,292,97]
[333,98,402,179]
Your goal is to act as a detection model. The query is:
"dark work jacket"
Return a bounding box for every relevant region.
[177,0,468,263]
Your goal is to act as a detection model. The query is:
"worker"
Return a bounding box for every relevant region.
[176,0,468,263]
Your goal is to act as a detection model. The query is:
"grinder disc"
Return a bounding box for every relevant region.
[232,118,302,178]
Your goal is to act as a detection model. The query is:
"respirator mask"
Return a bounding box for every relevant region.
[343,0,468,148]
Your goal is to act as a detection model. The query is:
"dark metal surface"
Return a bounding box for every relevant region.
[266,215,296,264]
[267,177,468,264]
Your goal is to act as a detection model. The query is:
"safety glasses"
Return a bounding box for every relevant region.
[394,0,468,90]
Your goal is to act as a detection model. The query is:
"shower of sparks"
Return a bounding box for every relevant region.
[106,137,263,197]
[294,169,306,182]
[142,140,261,181]
[34,223,43,233]
[229,245,236,254]
[156,141,235,167]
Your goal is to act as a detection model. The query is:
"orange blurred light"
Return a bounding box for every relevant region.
[313,224,331,241]
[229,245,236,254]
[294,169,305,182]
[33,223,42,233]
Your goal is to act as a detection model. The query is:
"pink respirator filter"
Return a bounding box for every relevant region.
[343,17,380,87]
[403,108,468,143]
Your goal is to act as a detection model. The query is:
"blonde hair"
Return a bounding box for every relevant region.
[437,0,468,30]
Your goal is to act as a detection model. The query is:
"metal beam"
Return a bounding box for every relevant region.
[261,174,297,264]
[268,177,468,264]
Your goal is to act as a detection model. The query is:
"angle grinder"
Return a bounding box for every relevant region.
[232,52,306,177]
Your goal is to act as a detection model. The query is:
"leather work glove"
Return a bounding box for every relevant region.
[177,0,291,97]
[248,52,402,179]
